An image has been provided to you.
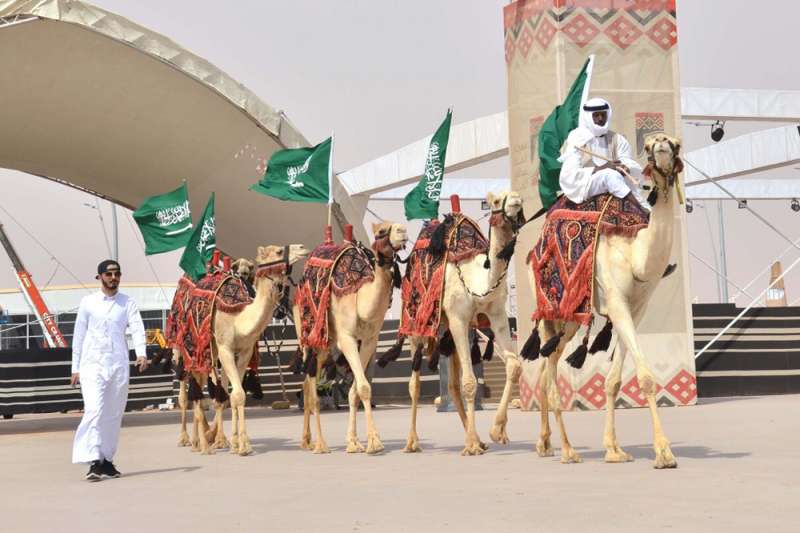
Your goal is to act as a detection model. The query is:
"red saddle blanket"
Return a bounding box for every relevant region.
[295,242,375,349]
[174,271,255,374]
[399,214,489,339]
[165,275,195,347]
[528,193,649,325]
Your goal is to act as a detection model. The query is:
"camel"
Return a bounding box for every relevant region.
[182,244,309,455]
[404,191,524,456]
[175,258,255,450]
[532,134,683,469]
[295,221,408,454]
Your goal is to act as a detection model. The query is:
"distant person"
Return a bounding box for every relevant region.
[70,260,148,481]
[558,97,646,207]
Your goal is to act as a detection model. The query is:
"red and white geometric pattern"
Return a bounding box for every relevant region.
[604,15,643,50]
[517,25,536,58]
[621,376,663,407]
[561,14,600,48]
[535,17,557,50]
[646,16,678,51]
[664,369,697,404]
[577,372,606,409]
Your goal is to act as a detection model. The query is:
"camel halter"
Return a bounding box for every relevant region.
[255,245,292,279]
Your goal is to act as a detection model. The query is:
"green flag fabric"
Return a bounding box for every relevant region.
[179,193,215,281]
[537,57,592,209]
[404,109,453,220]
[250,137,332,203]
[132,183,192,255]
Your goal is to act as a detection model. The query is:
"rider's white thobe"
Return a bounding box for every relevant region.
[71,291,146,464]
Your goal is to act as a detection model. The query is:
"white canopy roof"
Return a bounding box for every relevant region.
[681,87,800,122]
[0,0,366,259]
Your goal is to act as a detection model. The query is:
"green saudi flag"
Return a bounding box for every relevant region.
[250,137,332,203]
[404,109,452,220]
[538,56,593,209]
[179,193,215,281]
[132,183,192,255]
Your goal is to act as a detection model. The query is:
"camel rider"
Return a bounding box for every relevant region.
[71,260,148,481]
[558,97,648,208]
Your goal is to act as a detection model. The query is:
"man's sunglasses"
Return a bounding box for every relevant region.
[101,271,122,278]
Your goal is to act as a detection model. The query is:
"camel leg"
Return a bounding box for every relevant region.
[487,307,521,445]
[209,373,231,450]
[345,381,365,453]
[403,337,424,453]
[300,375,313,450]
[535,322,555,457]
[607,298,677,469]
[448,317,484,456]
[177,380,191,447]
[308,355,330,454]
[340,334,383,454]
[547,331,582,464]
[603,345,633,462]
[218,346,252,456]
[192,396,212,455]
[448,351,468,429]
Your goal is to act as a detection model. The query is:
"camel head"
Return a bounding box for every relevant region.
[371,221,408,258]
[231,258,255,283]
[487,190,525,230]
[254,244,310,279]
[643,133,685,205]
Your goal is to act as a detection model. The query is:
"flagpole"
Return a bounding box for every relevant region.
[327,132,334,228]
[580,55,595,108]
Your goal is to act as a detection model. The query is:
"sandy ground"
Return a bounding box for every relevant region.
[1,395,798,533]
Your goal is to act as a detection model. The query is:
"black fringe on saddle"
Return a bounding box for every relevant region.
[174,355,186,381]
[482,330,495,361]
[589,321,613,354]
[428,215,454,256]
[324,358,337,381]
[662,263,677,279]
[496,236,517,263]
[647,188,659,207]
[335,350,348,367]
[244,370,263,399]
[520,327,541,361]
[566,327,592,369]
[437,330,455,357]
[470,334,482,365]
[540,331,564,358]
[188,376,204,402]
[392,262,402,289]
[214,377,229,403]
[291,347,303,374]
[303,349,318,377]
[428,345,440,373]
[411,345,424,372]
[161,353,173,374]
[206,376,217,399]
[377,336,405,368]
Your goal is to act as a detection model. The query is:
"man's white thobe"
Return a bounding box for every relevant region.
[71,291,146,464]
[559,132,646,206]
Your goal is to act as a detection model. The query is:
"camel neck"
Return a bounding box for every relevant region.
[486,222,515,289]
[633,175,675,281]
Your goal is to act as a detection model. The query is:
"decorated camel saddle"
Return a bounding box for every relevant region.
[170,271,258,375]
[295,241,375,349]
[400,213,489,339]
[528,192,649,325]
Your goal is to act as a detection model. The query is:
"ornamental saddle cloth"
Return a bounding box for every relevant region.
[170,271,256,374]
[399,214,489,339]
[528,193,649,325]
[295,242,375,349]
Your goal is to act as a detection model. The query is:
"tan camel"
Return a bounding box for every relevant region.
[296,221,408,454]
[175,258,255,450]
[533,134,683,468]
[187,244,309,455]
[404,191,524,456]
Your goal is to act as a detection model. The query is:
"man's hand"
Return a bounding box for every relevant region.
[70,373,80,387]
[135,357,149,373]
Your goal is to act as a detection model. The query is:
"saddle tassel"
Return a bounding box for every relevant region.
[540,330,564,358]
[482,330,495,361]
[520,323,541,361]
[566,328,591,369]
[377,336,405,368]
[588,321,613,354]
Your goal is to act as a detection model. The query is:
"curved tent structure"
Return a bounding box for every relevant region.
[0,0,365,259]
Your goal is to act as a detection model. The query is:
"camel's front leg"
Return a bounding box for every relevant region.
[300,374,313,450]
[310,351,330,454]
[340,334,383,454]
[449,318,484,456]
[218,346,251,456]
[345,382,364,453]
[603,344,632,463]
[192,398,212,455]
[403,337,424,453]
[208,393,230,451]
[486,307,521,445]
[177,380,191,447]
[608,298,676,469]
[535,322,555,457]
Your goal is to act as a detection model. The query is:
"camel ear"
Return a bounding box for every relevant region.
[371,222,381,235]
[672,137,681,156]
[257,246,267,259]
[644,136,654,155]
[487,192,496,205]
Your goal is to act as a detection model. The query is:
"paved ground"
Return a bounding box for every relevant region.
[1,395,798,532]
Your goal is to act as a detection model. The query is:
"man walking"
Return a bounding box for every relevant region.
[70,260,148,481]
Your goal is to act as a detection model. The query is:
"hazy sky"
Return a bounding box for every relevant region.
[1,0,799,306]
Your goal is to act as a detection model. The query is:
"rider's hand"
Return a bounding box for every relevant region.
[70,373,80,387]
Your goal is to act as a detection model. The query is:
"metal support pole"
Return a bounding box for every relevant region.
[111,203,119,261]
[717,200,729,303]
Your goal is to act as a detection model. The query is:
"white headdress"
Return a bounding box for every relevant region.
[559,98,613,161]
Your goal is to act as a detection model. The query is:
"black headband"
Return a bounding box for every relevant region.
[583,103,610,112]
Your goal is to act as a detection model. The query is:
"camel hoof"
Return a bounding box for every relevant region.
[346,439,365,453]
[300,435,313,450]
[402,436,422,453]
[200,447,215,456]
[460,442,485,456]
[211,436,230,450]
[654,449,678,469]
[177,434,191,447]
[604,449,634,463]
[490,424,509,445]
[312,441,331,454]
[560,448,582,464]
[366,436,385,455]
[535,439,554,457]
